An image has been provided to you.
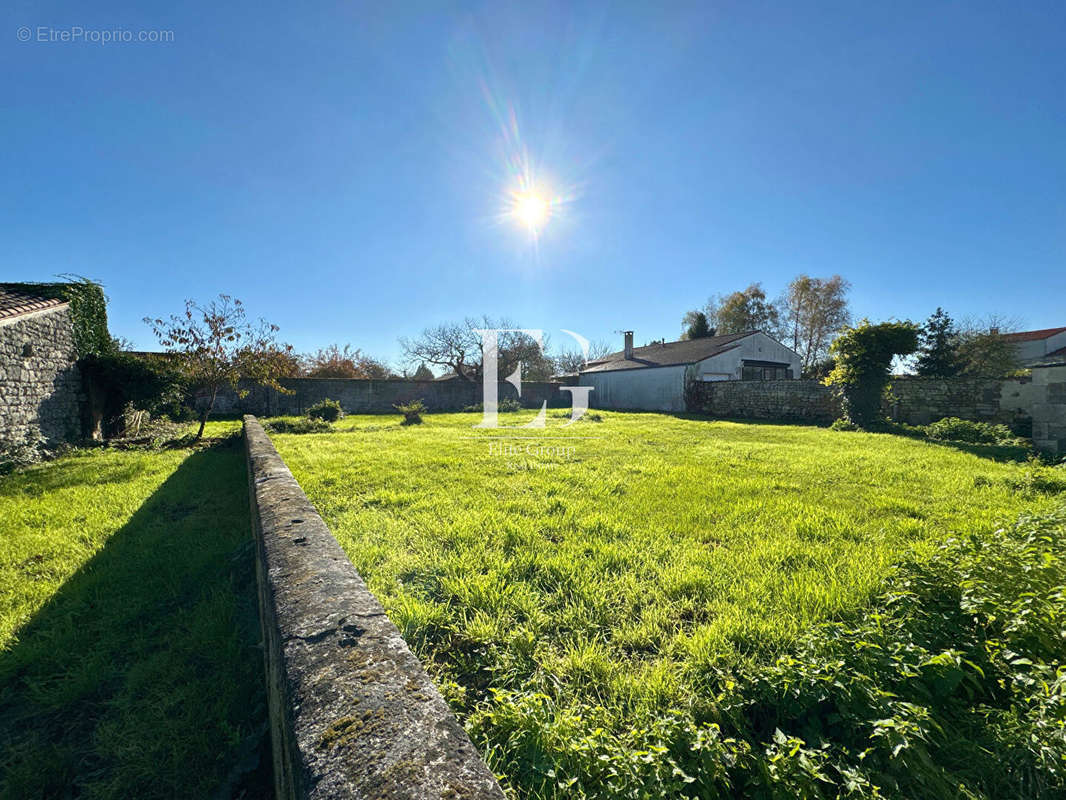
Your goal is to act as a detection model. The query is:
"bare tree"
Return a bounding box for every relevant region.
[400,316,553,381]
[955,313,1025,378]
[400,320,483,380]
[145,295,293,440]
[781,274,851,374]
[553,340,612,375]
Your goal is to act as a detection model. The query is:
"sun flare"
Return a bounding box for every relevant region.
[511,189,551,231]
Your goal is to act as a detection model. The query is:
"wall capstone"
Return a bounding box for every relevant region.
[244,415,504,800]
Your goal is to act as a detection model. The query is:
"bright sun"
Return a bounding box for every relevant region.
[512,190,551,231]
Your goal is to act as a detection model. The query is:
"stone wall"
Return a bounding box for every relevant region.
[885,376,1035,429]
[687,379,839,423]
[688,376,1041,433]
[1032,365,1066,456]
[0,305,82,445]
[212,378,571,416]
[243,416,504,800]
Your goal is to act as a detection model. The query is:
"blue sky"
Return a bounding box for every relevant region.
[3,1,1063,367]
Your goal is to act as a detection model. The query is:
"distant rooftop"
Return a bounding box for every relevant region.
[580,331,756,373]
[0,287,67,321]
[1001,327,1066,343]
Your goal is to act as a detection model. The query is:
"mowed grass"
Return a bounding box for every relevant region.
[272,411,1059,795]
[0,425,266,800]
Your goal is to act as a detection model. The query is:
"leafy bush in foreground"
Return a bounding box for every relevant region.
[924,416,1020,446]
[307,398,344,422]
[395,399,427,425]
[265,418,332,434]
[469,503,1066,799]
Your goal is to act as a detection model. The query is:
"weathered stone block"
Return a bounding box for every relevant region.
[244,416,504,800]
[0,305,81,446]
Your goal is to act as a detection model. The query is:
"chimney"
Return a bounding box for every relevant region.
[623,330,634,360]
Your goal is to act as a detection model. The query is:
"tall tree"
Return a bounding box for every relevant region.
[955,315,1024,378]
[400,320,481,380]
[412,363,434,381]
[553,340,612,375]
[145,295,293,440]
[782,275,851,374]
[681,310,713,340]
[706,283,783,337]
[400,316,553,381]
[914,308,961,377]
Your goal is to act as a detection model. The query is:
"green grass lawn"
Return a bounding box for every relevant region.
[0,424,266,800]
[271,410,1063,798]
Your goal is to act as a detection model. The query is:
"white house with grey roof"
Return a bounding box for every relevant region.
[1000,327,1066,366]
[578,330,801,412]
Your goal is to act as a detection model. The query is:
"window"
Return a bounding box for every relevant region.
[741,362,790,380]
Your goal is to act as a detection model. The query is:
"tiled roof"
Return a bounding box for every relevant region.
[580,331,755,373]
[0,287,67,320]
[1001,327,1066,343]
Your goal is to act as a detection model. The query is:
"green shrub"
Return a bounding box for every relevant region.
[825,320,919,428]
[107,404,189,448]
[395,399,427,425]
[0,431,49,474]
[463,398,523,412]
[306,399,343,422]
[264,418,333,434]
[829,418,860,431]
[81,351,190,435]
[925,416,1018,445]
[469,502,1066,798]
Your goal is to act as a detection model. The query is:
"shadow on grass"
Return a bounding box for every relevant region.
[668,411,832,428]
[914,439,1034,463]
[0,441,270,800]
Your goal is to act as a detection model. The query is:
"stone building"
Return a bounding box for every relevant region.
[0,288,82,446]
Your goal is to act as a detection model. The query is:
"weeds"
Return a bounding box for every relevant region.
[274,411,1062,798]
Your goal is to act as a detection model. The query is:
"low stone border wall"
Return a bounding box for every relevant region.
[244,415,504,799]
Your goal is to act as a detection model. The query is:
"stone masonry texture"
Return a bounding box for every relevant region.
[0,305,81,446]
[688,376,1039,431]
[212,378,571,416]
[243,415,505,800]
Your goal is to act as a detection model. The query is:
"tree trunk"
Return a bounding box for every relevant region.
[194,387,219,441]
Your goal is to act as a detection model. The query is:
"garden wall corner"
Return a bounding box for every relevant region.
[243,415,504,799]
